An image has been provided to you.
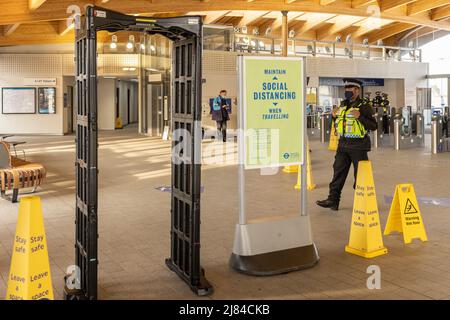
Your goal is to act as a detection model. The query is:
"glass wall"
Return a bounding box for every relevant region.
[429,78,448,111]
[140,34,172,136]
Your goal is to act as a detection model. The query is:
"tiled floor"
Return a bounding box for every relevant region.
[1,127,450,300]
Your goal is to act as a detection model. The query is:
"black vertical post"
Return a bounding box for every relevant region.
[64,6,98,300]
[165,32,213,296]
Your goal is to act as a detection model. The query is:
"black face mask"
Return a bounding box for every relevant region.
[344,91,354,100]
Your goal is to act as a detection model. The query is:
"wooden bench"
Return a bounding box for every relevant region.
[0,141,46,203]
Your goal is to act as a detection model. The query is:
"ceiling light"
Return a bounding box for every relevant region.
[126,35,135,50]
[110,35,118,50]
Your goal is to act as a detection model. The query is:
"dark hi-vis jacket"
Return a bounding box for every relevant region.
[332,97,377,151]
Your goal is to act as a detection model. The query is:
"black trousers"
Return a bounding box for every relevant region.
[328,148,368,202]
[216,120,227,142]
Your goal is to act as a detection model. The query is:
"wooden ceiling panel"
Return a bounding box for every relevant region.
[0,0,448,47]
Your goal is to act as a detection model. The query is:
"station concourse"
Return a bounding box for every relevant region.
[0,0,449,302]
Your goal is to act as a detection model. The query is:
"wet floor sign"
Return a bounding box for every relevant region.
[6,197,54,300]
[384,184,428,244]
[345,161,388,258]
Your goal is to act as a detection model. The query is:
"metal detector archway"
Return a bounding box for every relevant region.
[63,6,212,300]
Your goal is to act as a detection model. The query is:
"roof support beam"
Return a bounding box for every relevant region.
[294,13,336,34]
[380,0,417,12]
[3,24,21,37]
[58,20,74,36]
[431,5,450,20]
[238,11,270,27]
[316,15,366,40]
[320,0,338,5]
[352,0,376,8]
[203,10,231,24]
[367,22,416,42]
[28,0,47,11]
[407,0,450,16]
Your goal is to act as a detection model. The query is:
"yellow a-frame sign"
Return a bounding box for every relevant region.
[345,161,387,258]
[384,184,428,244]
[6,197,54,300]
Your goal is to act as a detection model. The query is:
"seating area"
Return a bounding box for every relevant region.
[0,141,46,203]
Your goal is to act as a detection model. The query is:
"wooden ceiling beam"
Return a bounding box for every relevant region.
[316,15,366,40]
[58,20,74,36]
[431,5,450,20]
[237,11,270,26]
[367,21,417,42]
[3,24,21,37]
[351,0,376,8]
[294,13,337,34]
[203,10,231,24]
[380,0,417,12]
[407,0,450,16]
[0,0,449,31]
[28,0,47,11]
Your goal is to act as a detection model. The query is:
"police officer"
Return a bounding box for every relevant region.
[316,78,377,211]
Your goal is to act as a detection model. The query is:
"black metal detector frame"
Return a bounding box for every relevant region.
[63,6,212,300]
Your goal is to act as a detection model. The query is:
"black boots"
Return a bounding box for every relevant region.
[316,198,339,211]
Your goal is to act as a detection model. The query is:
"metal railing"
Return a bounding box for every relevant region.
[232,33,422,62]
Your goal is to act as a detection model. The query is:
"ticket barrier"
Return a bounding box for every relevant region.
[319,113,332,143]
[431,114,450,154]
[372,112,394,148]
[307,112,321,140]
[393,112,425,150]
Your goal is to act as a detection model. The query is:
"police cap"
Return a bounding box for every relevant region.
[343,78,362,89]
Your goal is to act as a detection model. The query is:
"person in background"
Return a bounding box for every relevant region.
[212,90,230,142]
[316,78,377,211]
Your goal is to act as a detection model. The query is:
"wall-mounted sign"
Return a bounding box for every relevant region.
[239,56,304,169]
[2,88,36,114]
[319,77,385,87]
[38,87,56,114]
[148,74,162,83]
[23,78,57,86]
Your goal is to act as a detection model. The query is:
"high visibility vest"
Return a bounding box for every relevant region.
[335,102,367,138]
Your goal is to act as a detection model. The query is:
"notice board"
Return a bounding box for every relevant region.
[239,56,305,169]
[2,87,36,114]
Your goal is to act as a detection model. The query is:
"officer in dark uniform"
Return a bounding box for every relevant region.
[316,78,377,211]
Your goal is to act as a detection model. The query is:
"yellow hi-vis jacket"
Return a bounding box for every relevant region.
[335,101,367,138]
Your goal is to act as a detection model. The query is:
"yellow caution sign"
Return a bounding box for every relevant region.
[345,161,387,258]
[328,120,338,151]
[115,117,123,129]
[295,145,315,190]
[6,197,54,300]
[384,184,428,244]
[283,165,299,173]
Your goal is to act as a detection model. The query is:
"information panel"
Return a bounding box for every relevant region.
[2,88,36,114]
[241,56,304,169]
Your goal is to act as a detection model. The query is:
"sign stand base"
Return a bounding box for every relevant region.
[344,246,387,259]
[230,244,319,276]
[229,215,319,276]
